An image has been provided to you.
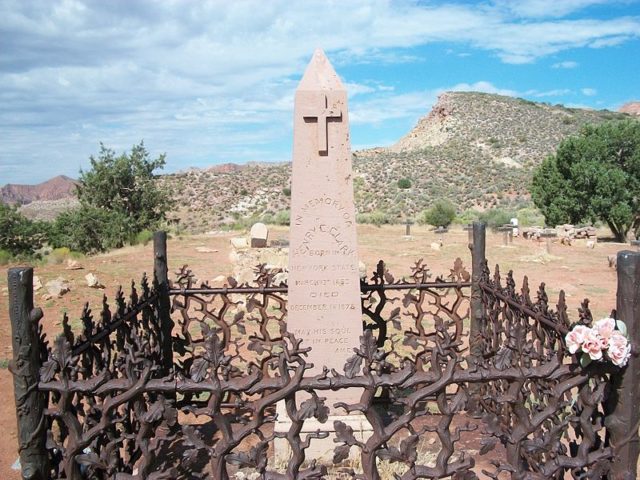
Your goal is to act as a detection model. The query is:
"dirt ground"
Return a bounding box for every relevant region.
[0,225,628,478]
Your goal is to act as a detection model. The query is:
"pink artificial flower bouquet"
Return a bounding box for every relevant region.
[565,317,631,367]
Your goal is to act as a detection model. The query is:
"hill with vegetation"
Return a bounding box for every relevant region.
[3,93,631,233]
[161,92,630,232]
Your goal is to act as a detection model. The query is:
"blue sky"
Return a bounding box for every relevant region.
[1,0,639,184]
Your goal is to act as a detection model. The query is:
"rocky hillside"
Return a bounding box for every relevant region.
[0,175,77,205]
[620,102,640,116]
[163,92,631,232]
[19,197,81,222]
[159,163,291,232]
[5,93,632,232]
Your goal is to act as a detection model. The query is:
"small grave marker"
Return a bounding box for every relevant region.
[497,224,514,246]
[404,218,414,236]
[435,226,448,241]
[250,222,269,248]
[463,224,474,245]
[539,230,558,254]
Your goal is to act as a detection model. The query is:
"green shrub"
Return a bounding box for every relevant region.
[478,208,515,230]
[274,210,290,226]
[132,229,154,246]
[260,213,275,225]
[357,210,391,226]
[420,200,456,228]
[50,247,71,264]
[454,209,480,225]
[78,142,169,235]
[397,178,412,189]
[0,249,11,266]
[0,203,48,256]
[282,187,291,197]
[49,206,130,254]
[516,207,545,227]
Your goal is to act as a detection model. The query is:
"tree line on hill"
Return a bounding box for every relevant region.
[1,119,638,263]
[1,142,169,262]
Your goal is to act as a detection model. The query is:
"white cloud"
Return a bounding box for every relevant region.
[351,81,516,126]
[494,0,617,18]
[345,81,395,97]
[526,88,573,97]
[0,0,638,182]
[552,60,579,68]
[582,88,598,96]
[449,81,518,97]
[350,91,437,124]
[589,36,631,48]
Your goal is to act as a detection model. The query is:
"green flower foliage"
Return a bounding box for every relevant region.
[531,120,640,241]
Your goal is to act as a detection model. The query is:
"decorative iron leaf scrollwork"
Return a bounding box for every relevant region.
[30,257,622,479]
[476,263,615,478]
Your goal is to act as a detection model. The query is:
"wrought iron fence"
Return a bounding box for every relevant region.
[8,224,640,480]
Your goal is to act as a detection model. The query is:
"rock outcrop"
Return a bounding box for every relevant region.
[1,175,77,205]
[619,102,640,116]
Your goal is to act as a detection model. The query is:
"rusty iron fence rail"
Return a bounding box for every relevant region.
[8,224,640,479]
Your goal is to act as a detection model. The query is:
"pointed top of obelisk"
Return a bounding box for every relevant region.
[297,48,345,92]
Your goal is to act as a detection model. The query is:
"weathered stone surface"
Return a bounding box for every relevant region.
[230,237,248,249]
[65,259,83,270]
[250,222,269,248]
[195,246,219,253]
[85,273,104,289]
[46,277,70,297]
[276,49,372,462]
[32,276,42,291]
[287,48,363,402]
[231,247,289,285]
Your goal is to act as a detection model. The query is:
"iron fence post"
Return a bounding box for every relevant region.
[468,222,486,411]
[154,231,174,374]
[606,250,640,479]
[8,267,49,479]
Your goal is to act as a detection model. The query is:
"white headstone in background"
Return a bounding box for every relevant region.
[250,222,268,248]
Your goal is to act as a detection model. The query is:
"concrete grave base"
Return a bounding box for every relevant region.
[273,406,372,466]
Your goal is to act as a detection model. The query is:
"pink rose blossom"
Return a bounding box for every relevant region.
[607,331,631,367]
[594,317,616,346]
[565,325,591,354]
[581,329,604,360]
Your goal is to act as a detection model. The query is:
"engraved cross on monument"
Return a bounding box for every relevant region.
[276,48,369,460]
[301,93,342,155]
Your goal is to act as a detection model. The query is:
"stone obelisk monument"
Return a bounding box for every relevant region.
[288,49,363,394]
[276,49,368,460]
